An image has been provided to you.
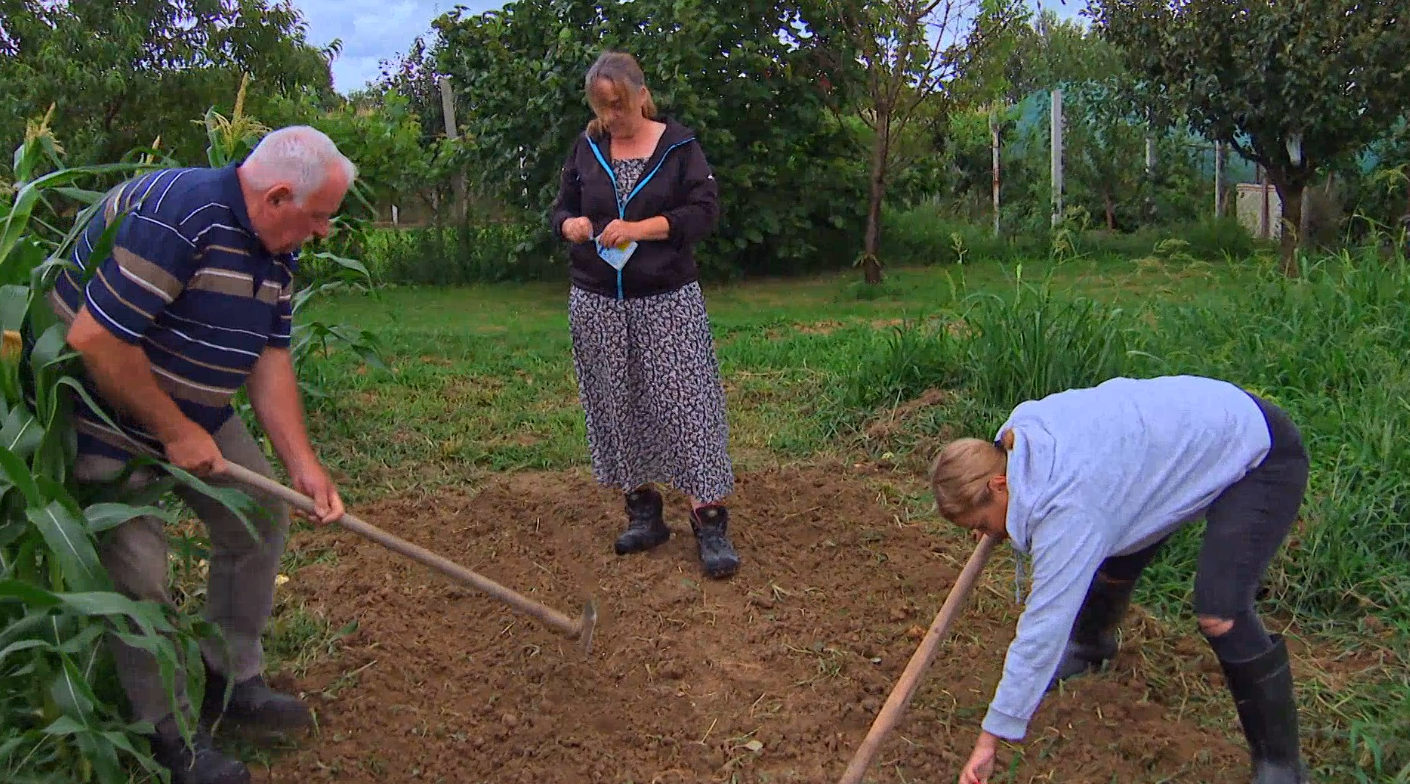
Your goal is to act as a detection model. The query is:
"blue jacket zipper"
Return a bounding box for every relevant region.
[585,135,696,300]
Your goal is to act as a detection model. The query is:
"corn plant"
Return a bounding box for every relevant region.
[0,106,276,784]
[1,85,386,780]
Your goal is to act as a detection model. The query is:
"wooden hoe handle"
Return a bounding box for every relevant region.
[837,534,1000,784]
[220,461,590,641]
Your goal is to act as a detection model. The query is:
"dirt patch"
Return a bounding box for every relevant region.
[863,388,954,443]
[258,466,1247,783]
[765,320,847,340]
[795,320,844,335]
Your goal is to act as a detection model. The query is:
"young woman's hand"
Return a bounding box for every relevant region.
[562,216,593,243]
[958,734,998,784]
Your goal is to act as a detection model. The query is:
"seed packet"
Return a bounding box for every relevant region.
[594,236,638,270]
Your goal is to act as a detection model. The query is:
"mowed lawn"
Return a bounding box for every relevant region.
[297,255,1244,500]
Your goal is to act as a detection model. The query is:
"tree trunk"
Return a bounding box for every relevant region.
[1103,186,1116,230]
[861,130,889,285]
[1270,174,1304,277]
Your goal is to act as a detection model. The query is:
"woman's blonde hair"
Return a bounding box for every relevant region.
[929,430,1014,519]
[584,50,658,138]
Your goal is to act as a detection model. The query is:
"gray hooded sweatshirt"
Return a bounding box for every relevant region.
[982,375,1272,741]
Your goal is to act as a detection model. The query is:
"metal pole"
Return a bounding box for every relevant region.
[1050,89,1063,226]
[991,106,1001,235]
[1213,141,1224,218]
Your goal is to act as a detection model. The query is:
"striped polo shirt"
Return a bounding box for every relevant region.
[48,164,296,461]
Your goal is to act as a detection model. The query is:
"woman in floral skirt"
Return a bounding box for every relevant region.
[549,49,739,579]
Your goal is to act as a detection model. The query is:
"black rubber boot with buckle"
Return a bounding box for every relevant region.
[615,486,671,555]
[690,504,740,579]
[201,663,312,732]
[148,714,250,784]
[1219,635,1311,784]
[1046,572,1137,690]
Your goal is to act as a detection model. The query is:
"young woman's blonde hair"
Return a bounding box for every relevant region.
[584,50,658,138]
[929,430,1015,519]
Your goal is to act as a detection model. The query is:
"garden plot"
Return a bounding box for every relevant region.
[254,464,1251,783]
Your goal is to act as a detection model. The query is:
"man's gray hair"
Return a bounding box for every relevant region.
[242,126,357,203]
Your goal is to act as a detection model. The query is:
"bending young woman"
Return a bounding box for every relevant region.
[929,375,1310,784]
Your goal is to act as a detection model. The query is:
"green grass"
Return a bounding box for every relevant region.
[297,254,1248,495]
[284,248,1407,783]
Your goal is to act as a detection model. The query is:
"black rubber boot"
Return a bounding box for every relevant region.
[690,504,740,579]
[201,663,312,731]
[1046,572,1137,689]
[614,486,671,555]
[148,715,250,784]
[1219,635,1311,784]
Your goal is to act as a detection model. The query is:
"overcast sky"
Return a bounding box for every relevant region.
[293,0,1087,94]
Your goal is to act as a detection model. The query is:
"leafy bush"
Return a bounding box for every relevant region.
[882,203,1262,267]
[345,221,551,287]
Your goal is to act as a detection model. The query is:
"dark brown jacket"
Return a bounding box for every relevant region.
[550,117,719,299]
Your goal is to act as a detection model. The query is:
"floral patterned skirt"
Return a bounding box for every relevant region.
[568,282,735,503]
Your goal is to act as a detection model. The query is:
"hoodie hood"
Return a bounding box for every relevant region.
[1000,411,1060,555]
[997,410,1062,600]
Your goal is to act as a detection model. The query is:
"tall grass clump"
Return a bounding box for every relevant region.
[845,266,1150,429]
[845,319,966,411]
[953,269,1149,405]
[1147,250,1410,626]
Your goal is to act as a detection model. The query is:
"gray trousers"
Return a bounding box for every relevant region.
[75,416,291,726]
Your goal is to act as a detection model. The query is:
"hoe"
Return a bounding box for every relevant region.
[222,462,598,656]
[837,534,999,784]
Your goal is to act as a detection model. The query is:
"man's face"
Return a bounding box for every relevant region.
[253,166,350,255]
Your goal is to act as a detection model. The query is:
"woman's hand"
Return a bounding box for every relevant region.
[596,219,639,249]
[562,216,593,243]
[958,733,999,784]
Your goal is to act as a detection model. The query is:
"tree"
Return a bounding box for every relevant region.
[433,0,869,277]
[374,34,447,149]
[0,0,338,174]
[830,0,1019,283]
[1090,0,1410,275]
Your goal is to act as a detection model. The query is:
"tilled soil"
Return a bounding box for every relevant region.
[254,465,1248,783]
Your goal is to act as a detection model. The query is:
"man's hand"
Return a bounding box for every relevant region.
[562,216,593,243]
[164,425,224,475]
[288,458,344,525]
[596,219,639,249]
[959,734,998,784]
[246,347,341,524]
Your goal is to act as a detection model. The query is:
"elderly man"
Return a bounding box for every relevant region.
[50,126,354,784]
